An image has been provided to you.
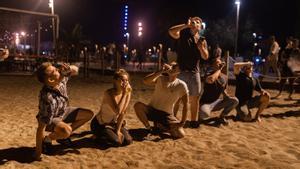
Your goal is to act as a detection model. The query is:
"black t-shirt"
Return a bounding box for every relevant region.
[235,72,262,105]
[175,29,202,72]
[200,72,227,104]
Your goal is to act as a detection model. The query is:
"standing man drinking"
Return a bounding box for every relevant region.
[169,16,209,128]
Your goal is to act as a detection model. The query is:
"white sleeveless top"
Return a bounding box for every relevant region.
[96,103,117,125]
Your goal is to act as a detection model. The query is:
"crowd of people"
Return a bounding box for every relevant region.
[33,16,299,161]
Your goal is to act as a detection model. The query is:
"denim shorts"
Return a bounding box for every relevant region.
[178,71,201,96]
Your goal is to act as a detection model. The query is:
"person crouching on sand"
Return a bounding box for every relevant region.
[90,69,133,147]
[134,62,189,139]
[35,62,94,160]
[234,62,270,122]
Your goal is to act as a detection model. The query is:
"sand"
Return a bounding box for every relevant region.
[0,74,299,169]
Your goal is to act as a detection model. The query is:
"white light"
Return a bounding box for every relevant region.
[125,5,128,9]
[138,27,143,31]
[254,43,258,46]
[138,22,142,26]
[125,13,128,16]
[138,32,142,37]
[125,16,128,19]
[202,22,206,29]
[124,27,127,30]
[21,31,26,36]
[126,33,130,37]
[253,33,257,37]
[235,0,240,5]
[49,0,54,8]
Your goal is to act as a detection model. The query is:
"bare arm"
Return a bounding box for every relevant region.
[116,92,131,134]
[69,65,79,76]
[197,39,209,60]
[35,121,46,160]
[233,62,252,75]
[168,24,190,39]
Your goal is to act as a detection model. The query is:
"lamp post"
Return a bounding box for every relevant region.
[21,31,27,53]
[49,0,56,53]
[234,0,240,58]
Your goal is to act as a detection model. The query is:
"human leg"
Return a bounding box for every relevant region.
[134,102,151,129]
[65,108,94,131]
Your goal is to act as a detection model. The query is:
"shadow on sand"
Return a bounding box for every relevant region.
[1,110,299,165]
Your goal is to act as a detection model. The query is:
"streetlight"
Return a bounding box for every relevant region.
[20,31,27,52]
[126,32,130,49]
[138,22,143,37]
[234,0,240,58]
[49,0,56,52]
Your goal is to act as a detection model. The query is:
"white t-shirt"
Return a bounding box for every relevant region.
[149,76,189,114]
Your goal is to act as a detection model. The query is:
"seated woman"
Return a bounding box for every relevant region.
[91,69,133,146]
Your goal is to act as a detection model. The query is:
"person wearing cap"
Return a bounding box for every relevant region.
[168,16,209,128]
[234,62,270,122]
[134,62,189,139]
[199,58,239,126]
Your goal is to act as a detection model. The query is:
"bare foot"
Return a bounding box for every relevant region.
[255,116,262,123]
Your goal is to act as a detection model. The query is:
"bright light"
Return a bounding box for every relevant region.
[235,0,240,5]
[202,22,206,29]
[126,33,130,37]
[138,22,142,26]
[124,27,127,30]
[49,0,54,8]
[138,32,142,37]
[125,5,128,9]
[15,33,20,45]
[254,43,258,46]
[138,27,143,31]
[255,58,260,63]
[253,32,257,38]
[21,31,26,36]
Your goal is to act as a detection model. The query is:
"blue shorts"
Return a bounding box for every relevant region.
[178,71,201,96]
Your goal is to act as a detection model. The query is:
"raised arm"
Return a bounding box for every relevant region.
[143,64,172,85]
[233,62,252,75]
[168,23,190,39]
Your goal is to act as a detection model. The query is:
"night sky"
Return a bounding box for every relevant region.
[0,0,298,45]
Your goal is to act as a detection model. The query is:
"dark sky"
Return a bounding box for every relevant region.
[0,0,298,45]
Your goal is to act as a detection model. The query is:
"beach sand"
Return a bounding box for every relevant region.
[0,74,299,169]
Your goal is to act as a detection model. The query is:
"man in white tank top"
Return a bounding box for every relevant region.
[134,62,189,139]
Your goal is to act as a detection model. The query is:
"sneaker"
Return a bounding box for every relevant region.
[42,140,53,154]
[56,138,73,147]
[190,121,200,128]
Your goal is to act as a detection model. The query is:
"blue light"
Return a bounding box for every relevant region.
[125,5,128,9]
[124,27,127,30]
[124,23,127,26]
[125,9,128,12]
[124,20,127,23]
[125,13,128,16]
[125,16,127,19]
[255,58,260,63]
